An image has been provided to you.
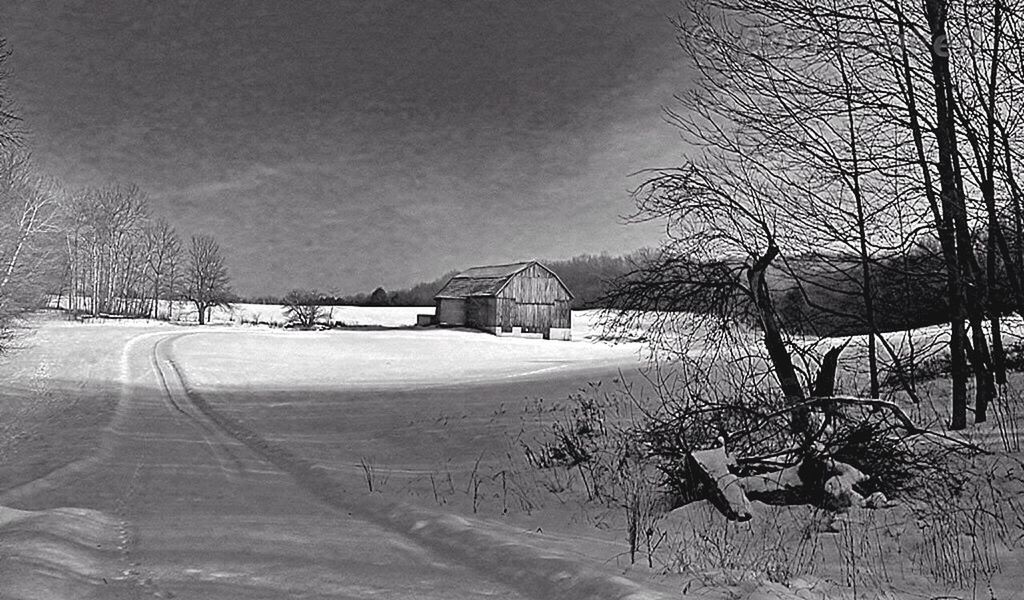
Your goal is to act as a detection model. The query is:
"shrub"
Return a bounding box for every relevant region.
[281,289,329,328]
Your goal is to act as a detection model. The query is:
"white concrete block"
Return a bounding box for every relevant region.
[548,328,572,341]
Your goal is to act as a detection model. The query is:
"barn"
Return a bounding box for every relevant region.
[432,261,573,340]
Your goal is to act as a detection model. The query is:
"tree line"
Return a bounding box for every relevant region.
[275,245,1016,344]
[271,253,640,309]
[4,170,234,326]
[0,45,231,335]
[57,184,222,321]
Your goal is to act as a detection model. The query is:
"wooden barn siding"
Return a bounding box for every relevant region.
[496,264,572,304]
[493,300,570,333]
[552,300,571,329]
[492,266,572,332]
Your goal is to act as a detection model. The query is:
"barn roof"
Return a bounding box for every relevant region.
[434,261,573,300]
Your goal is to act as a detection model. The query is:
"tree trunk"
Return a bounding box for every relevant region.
[152,278,160,320]
[924,0,974,429]
[747,246,808,437]
[953,145,995,423]
[896,9,968,429]
[991,316,1006,386]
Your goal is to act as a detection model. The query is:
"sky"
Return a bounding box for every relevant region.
[1,1,690,297]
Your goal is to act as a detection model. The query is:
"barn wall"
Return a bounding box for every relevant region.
[552,300,571,329]
[497,264,572,304]
[495,297,514,332]
[493,299,570,334]
[487,266,573,334]
[436,298,466,325]
[465,297,496,329]
[516,302,553,334]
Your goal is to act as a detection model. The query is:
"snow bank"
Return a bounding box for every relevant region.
[0,505,129,598]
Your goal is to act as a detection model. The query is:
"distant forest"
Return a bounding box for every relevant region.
[238,243,1009,340]
[324,253,639,309]
[241,253,638,309]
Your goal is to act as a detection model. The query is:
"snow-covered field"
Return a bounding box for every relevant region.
[3,310,1022,600]
[226,302,430,327]
[50,294,622,340]
[226,304,624,343]
[0,312,667,599]
[175,327,641,391]
[48,305,642,388]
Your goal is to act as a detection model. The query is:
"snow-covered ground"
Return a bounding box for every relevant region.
[226,303,430,327]
[5,310,1022,600]
[223,304,622,343]
[794,315,1024,397]
[174,321,643,391]
[0,315,669,600]
[50,294,624,340]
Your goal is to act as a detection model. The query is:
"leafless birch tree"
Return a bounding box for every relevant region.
[0,151,61,345]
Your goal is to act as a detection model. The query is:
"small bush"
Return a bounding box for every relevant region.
[281,289,329,329]
[880,352,950,389]
[522,384,667,565]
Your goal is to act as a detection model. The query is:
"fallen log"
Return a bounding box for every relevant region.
[671,393,974,521]
[820,458,868,510]
[681,449,873,520]
[735,463,804,506]
[685,446,752,521]
[823,396,988,454]
[738,456,867,511]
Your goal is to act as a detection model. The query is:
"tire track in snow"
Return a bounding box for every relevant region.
[0,330,176,505]
[151,334,248,478]
[0,329,182,600]
[160,333,670,600]
[0,329,244,503]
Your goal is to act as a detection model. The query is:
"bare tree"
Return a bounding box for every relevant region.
[65,185,150,316]
[143,219,181,319]
[0,150,62,344]
[611,159,809,411]
[660,0,1024,428]
[0,152,61,291]
[281,289,328,328]
[668,1,922,401]
[183,234,231,325]
[591,2,1024,542]
[951,0,1024,394]
[0,41,43,349]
